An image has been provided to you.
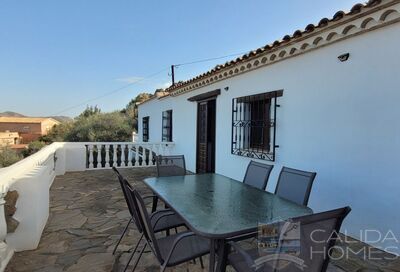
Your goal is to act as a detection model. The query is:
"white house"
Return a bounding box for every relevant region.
[138,0,400,253]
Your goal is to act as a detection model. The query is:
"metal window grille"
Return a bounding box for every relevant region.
[162,110,172,142]
[231,90,282,161]
[142,116,149,142]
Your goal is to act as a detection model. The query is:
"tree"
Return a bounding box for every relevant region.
[78,105,101,119]
[125,93,152,110]
[123,93,152,131]
[39,122,73,143]
[42,95,153,143]
[65,111,132,142]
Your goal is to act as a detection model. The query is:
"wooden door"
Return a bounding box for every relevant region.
[196,100,216,173]
[197,102,208,173]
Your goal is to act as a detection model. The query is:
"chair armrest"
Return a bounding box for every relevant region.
[163,232,198,265]
[142,194,158,210]
[228,241,256,269]
[142,194,158,200]
[149,209,172,219]
[228,230,258,242]
[151,211,176,229]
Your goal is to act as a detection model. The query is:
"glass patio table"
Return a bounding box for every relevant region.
[144,173,313,272]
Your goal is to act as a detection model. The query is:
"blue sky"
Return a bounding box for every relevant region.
[0,0,358,117]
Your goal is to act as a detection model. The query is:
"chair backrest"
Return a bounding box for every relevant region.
[243,161,274,190]
[156,155,186,177]
[256,207,351,272]
[131,189,164,264]
[112,167,142,232]
[275,167,316,206]
[112,167,134,217]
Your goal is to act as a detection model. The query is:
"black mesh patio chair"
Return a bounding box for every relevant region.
[274,167,317,206]
[154,155,187,210]
[227,206,351,272]
[112,167,137,255]
[130,188,210,272]
[243,161,274,190]
[112,167,186,271]
[156,155,186,177]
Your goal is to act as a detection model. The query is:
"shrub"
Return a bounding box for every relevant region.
[65,111,132,142]
[39,122,73,143]
[22,141,47,157]
[0,147,23,168]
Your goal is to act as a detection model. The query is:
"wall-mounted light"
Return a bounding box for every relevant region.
[224,86,229,91]
[338,53,350,62]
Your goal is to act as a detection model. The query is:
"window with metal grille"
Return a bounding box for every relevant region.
[162,110,173,142]
[231,90,282,161]
[142,116,149,142]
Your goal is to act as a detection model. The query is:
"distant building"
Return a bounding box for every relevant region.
[0,131,21,147]
[0,117,60,143]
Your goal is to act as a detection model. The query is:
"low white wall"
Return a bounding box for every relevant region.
[6,165,54,251]
[0,143,64,253]
[0,141,172,262]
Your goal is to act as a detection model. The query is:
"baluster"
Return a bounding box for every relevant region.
[127,144,133,167]
[142,144,148,166]
[120,144,126,167]
[148,144,154,165]
[96,144,101,168]
[105,144,110,168]
[113,144,117,167]
[134,144,139,167]
[88,144,94,169]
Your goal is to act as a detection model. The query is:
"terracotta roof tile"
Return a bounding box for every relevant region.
[162,0,390,95]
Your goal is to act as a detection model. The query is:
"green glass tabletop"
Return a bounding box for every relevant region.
[144,173,313,239]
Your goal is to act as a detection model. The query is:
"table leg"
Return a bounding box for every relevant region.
[209,239,216,272]
[215,240,229,272]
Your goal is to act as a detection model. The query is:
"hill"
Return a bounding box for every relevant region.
[0,111,25,117]
[0,112,72,123]
[48,116,73,123]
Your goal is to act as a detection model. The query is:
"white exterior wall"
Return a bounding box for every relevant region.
[138,23,400,252]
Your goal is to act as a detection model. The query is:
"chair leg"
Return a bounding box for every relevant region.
[113,218,133,255]
[132,242,147,271]
[152,196,158,213]
[160,262,167,272]
[122,234,143,272]
[199,257,204,269]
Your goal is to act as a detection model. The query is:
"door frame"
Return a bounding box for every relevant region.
[196,98,216,173]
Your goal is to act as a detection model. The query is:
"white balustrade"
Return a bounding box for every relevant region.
[84,142,174,170]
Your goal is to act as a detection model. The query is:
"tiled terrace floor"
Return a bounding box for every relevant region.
[6,168,400,272]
